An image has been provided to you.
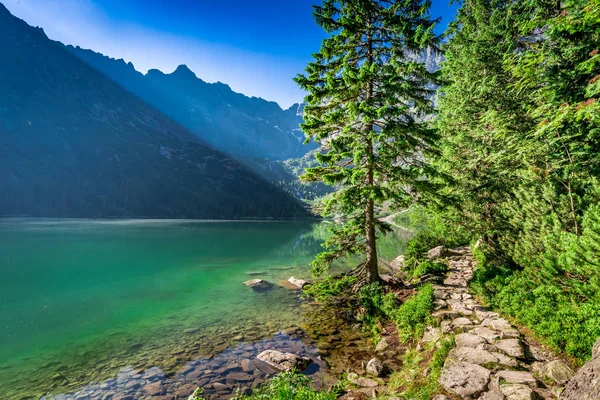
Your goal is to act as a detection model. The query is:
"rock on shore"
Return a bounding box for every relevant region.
[287,277,309,289]
[255,350,312,372]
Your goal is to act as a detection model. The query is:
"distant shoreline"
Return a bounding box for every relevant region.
[0,216,323,223]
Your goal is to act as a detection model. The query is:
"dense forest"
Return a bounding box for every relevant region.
[427,0,600,361]
[298,0,600,363]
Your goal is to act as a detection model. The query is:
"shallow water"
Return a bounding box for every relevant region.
[0,219,411,399]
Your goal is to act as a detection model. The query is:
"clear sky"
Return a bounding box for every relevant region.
[3,0,458,108]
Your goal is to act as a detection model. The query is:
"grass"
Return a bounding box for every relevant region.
[388,336,455,399]
[355,283,436,345]
[412,261,448,280]
[189,371,340,400]
[358,282,399,343]
[232,371,340,400]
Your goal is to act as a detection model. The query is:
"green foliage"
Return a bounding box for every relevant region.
[358,283,399,342]
[403,206,471,270]
[412,261,448,280]
[430,337,456,377]
[388,336,455,399]
[231,370,339,400]
[358,283,398,319]
[395,284,435,342]
[472,248,600,362]
[304,275,357,302]
[296,0,441,282]
[188,388,205,400]
[431,0,600,360]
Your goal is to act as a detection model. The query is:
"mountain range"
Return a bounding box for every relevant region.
[0,3,307,219]
[64,46,314,161]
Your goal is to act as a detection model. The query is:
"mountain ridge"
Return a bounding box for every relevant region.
[64,45,313,160]
[0,5,308,219]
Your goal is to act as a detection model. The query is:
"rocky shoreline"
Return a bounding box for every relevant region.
[32,246,600,400]
[42,329,325,400]
[37,290,377,400]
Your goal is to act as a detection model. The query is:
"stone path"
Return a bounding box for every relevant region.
[429,246,574,400]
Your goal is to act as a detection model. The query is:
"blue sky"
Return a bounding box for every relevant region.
[3,0,458,108]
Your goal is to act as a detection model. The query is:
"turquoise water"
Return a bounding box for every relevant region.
[0,219,410,399]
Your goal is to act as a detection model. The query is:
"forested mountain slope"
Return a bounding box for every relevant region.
[0,4,308,219]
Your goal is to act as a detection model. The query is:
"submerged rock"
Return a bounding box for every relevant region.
[143,381,165,396]
[255,350,311,372]
[51,372,67,382]
[246,271,265,276]
[242,279,272,291]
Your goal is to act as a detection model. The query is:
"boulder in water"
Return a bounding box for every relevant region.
[242,279,272,291]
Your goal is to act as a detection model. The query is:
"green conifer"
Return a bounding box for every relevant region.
[296,0,440,284]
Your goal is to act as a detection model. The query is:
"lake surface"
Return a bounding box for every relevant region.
[0,219,411,399]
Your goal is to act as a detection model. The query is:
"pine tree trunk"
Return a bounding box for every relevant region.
[363,30,379,284]
[365,162,379,283]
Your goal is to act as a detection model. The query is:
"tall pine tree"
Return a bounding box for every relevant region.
[296,0,439,284]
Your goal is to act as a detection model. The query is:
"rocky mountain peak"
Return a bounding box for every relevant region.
[171,64,197,79]
[146,68,166,78]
